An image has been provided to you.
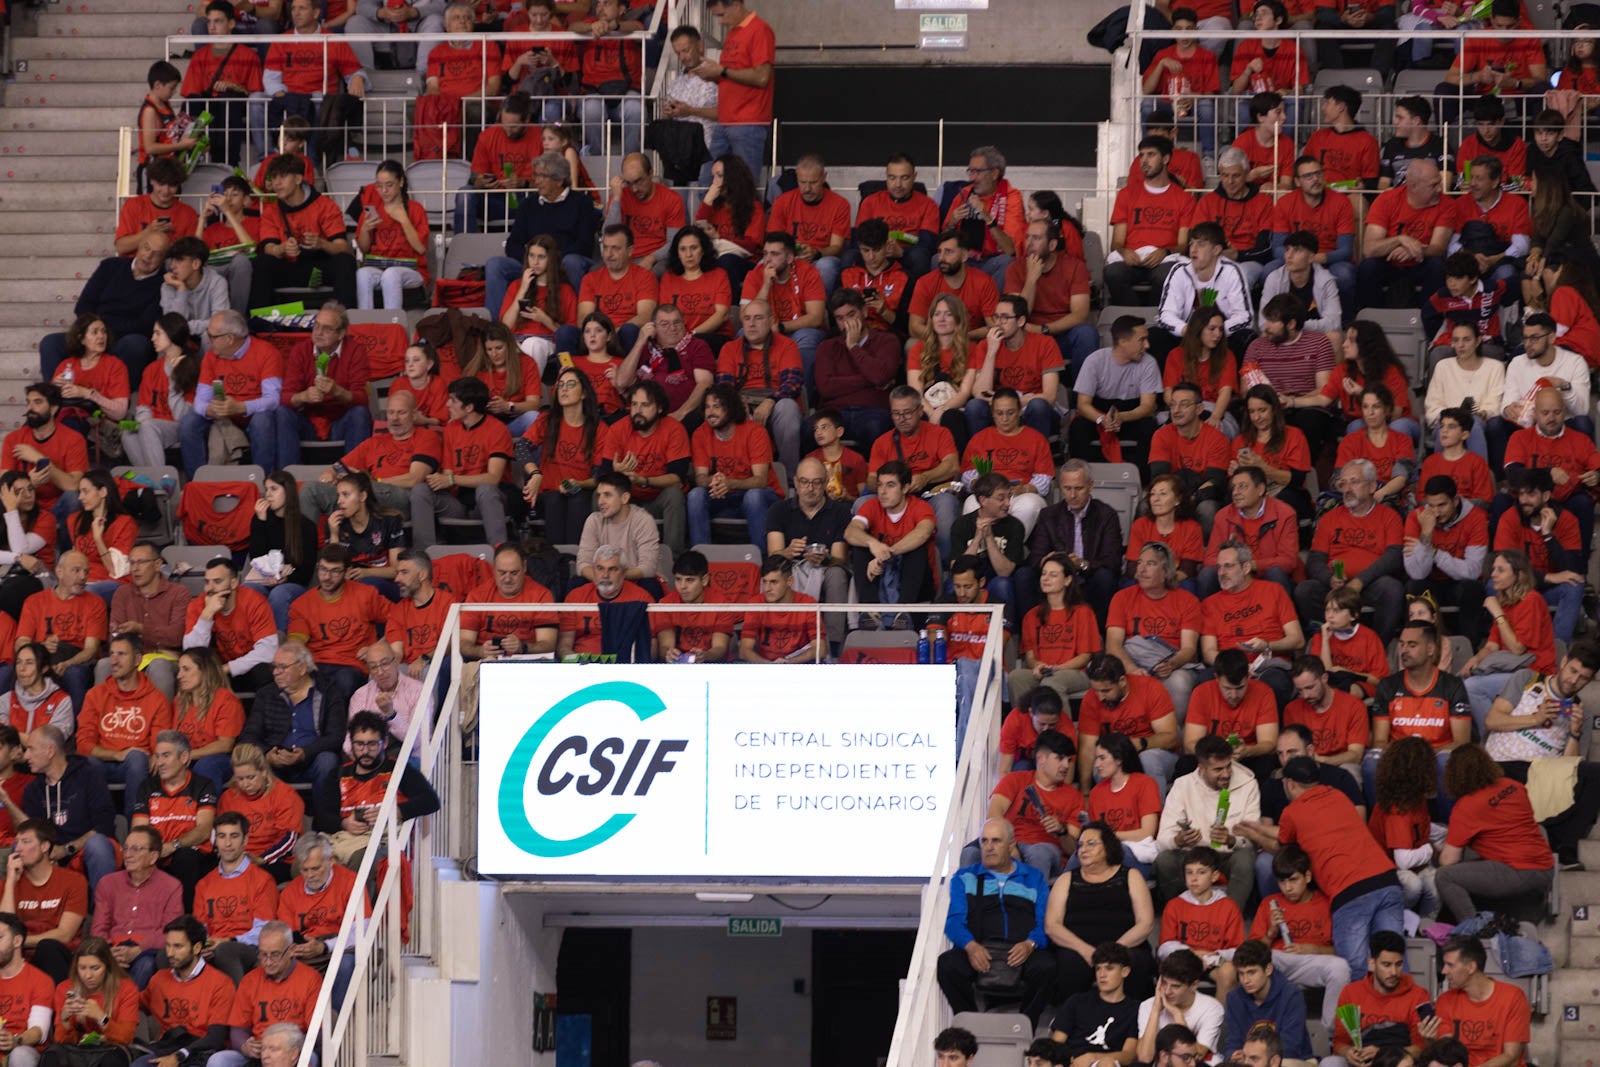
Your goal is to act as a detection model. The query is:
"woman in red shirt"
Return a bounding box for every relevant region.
[1370,735,1440,919]
[575,312,627,419]
[1086,732,1162,875]
[1233,383,1313,519]
[173,646,246,790]
[661,227,733,339]
[125,313,200,470]
[522,366,603,544]
[389,342,452,428]
[693,154,765,294]
[1539,256,1600,368]
[53,313,132,437]
[1461,549,1558,733]
[53,938,140,1049]
[1334,385,1415,508]
[1025,190,1087,262]
[467,323,544,438]
[1165,307,1238,436]
[907,294,986,453]
[1439,744,1556,920]
[1123,474,1204,585]
[354,161,430,311]
[1010,553,1102,706]
[1313,321,1418,444]
[73,470,138,606]
[217,743,304,881]
[500,234,577,368]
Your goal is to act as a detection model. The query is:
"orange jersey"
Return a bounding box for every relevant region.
[438,414,514,482]
[278,863,369,940]
[0,964,55,1034]
[1277,784,1396,904]
[17,589,107,651]
[1160,892,1245,954]
[338,428,443,482]
[962,427,1053,484]
[649,592,737,657]
[386,590,459,663]
[192,860,279,940]
[142,960,236,1039]
[76,674,172,755]
[0,426,89,510]
[1200,580,1298,651]
[1077,674,1175,742]
[228,962,323,1040]
[289,582,390,669]
[579,264,659,324]
[1333,973,1431,1051]
[991,770,1083,849]
[740,591,820,661]
[184,588,275,665]
[1124,516,1206,568]
[1185,678,1277,744]
[1284,689,1372,757]
[1311,503,1404,575]
[1435,983,1530,1067]
[172,689,246,756]
[1020,603,1101,667]
[115,196,200,247]
[1107,584,1202,647]
[561,581,657,657]
[217,781,304,864]
[1374,667,1471,749]
[1420,450,1493,504]
[460,579,558,647]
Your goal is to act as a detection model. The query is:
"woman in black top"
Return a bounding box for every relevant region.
[327,470,406,602]
[1044,821,1157,1004]
[245,470,318,632]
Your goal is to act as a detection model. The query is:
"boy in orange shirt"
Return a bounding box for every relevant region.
[1158,846,1244,996]
[1247,845,1349,1028]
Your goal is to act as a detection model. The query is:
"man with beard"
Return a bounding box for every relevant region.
[77,632,170,818]
[138,915,237,1067]
[616,304,716,432]
[1328,931,1433,1067]
[287,546,389,704]
[767,154,851,294]
[1105,136,1195,307]
[868,388,961,572]
[1,384,90,540]
[810,289,899,448]
[1294,458,1404,642]
[384,553,456,681]
[182,557,277,694]
[599,381,691,556]
[715,301,803,478]
[1002,221,1096,388]
[1502,386,1600,559]
[410,377,514,549]
[0,911,54,1065]
[688,385,781,550]
[1404,476,1491,645]
[739,556,823,664]
[908,230,999,342]
[846,460,936,618]
[209,922,321,1067]
[1363,621,1471,805]
[301,391,441,521]
[460,547,559,662]
[1492,469,1585,645]
[1269,156,1357,318]
[559,546,657,659]
[764,457,850,646]
[740,233,828,389]
[1244,296,1338,459]
[852,156,939,280]
[315,712,439,869]
[193,811,279,983]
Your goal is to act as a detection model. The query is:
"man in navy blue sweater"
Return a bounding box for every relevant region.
[483,151,600,323]
[38,232,169,386]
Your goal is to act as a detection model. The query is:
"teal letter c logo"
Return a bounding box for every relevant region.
[498,680,669,858]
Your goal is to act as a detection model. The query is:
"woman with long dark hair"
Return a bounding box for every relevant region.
[1537,253,1600,366]
[500,234,576,370]
[172,645,246,790]
[1232,383,1312,517]
[1526,170,1600,300]
[126,312,200,468]
[390,342,451,428]
[50,935,139,1055]
[244,470,317,630]
[466,322,543,436]
[1007,553,1101,706]
[1309,321,1420,445]
[660,226,732,338]
[1086,733,1161,876]
[574,312,627,419]
[1437,744,1555,921]
[1165,306,1238,436]
[522,365,602,544]
[694,153,764,292]
[326,471,405,601]
[354,159,430,309]
[53,312,132,437]
[72,470,137,606]
[1370,735,1440,921]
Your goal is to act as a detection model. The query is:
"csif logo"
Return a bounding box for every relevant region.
[498,681,689,857]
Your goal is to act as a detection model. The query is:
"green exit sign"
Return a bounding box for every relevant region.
[728,917,782,938]
[919,13,967,32]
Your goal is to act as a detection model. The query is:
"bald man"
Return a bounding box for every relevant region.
[764,455,851,645]
[38,231,172,388]
[1356,159,1454,310]
[1500,384,1600,559]
[606,152,688,276]
[15,551,107,714]
[299,389,442,522]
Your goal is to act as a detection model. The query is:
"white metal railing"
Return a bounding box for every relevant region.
[302,595,1000,1067]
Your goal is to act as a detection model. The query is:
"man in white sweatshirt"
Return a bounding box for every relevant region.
[1488,311,1592,469]
[1151,222,1256,363]
[1154,734,1261,911]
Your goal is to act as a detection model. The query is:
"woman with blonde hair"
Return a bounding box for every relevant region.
[50,935,139,1056]
[216,742,305,881]
[908,293,990,452]
[172,646,245,790]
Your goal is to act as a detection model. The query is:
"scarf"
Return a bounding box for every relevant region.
[971,179,1013,257]
[647,333,694,376]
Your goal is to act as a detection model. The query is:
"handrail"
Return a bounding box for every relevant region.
[297,596,1000,1066]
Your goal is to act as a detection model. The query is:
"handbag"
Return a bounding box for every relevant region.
[973,937,1024,993]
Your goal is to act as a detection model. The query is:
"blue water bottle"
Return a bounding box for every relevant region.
[932,625,947,665]
[916,628,930,664]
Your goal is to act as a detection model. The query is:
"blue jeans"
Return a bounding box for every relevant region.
[1363,747,1452,816]
[812,255,843,295]
[276,749,340,796]
[790,328,826,399]
[710,124,768,185]
[88,580,121,610]
[194,754,235,793]
[128,947,161,989]
[1332,884,1405,980]
[83,831,117,896]
[487,253,592,323]
[687,486,777,547]
[579,94,644,156]
[254,580,306,633]
[179,411,277,477]
[1545,580,1584,644]
[273,406,375,467]
[88,750,151,819]
[1058,324,1101,391]
[322,664,367,706]
[454,185,517,235]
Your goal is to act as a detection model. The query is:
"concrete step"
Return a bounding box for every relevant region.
[4,82,155,108]
[0,305,81,330]
[0,182,116,212]
[0,234,116,258]
[0,155,119,181]
[39,0,200,13]
[10,57,185,82]
[1564,1039,1600,1067]
[0,106,134,131]
[0,257,103,282]
[11,35,174,60]
[0,332,45,357]
[0,358,42,381]
[1572,935,1600,969]
[0,130,122,155]
[34,9,194,31]
[1562,871,1600,911]
[0,280,88,303]
[0,211,110,235]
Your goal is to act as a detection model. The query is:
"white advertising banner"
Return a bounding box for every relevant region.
[477,663,956,878]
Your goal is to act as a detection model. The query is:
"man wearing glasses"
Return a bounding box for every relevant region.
[1490,312,1594,470]
[180,310,286,476]
[210,921,322,1067]
[274,301,373,467]
[314,711,439,870]
[605,153,687,276]
[237,643,347,797]
[106,541,192,699]
[1271,159,1359,324]
[944,146,1025,290]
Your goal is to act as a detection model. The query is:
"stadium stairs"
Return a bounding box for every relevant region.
[0,0,186,425]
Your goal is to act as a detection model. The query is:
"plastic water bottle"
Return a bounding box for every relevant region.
[931,626,947,665]
[916,629,930,664]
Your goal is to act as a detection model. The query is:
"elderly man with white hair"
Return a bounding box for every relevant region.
[178,309,287,474]
[237,641,349,797]
[1293,457,1406,643]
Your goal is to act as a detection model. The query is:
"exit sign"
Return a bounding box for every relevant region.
[919,13,967,32]
[728,917,782,937]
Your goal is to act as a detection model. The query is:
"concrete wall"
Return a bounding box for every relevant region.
[630,927,814,1067]
[757,0,1127,66]
[445,883,562,1067]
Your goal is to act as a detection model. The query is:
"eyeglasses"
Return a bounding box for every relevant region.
[992,313,1021,322]
[259,947,293,961]
[1523,331,1552,342]
[794,477,826,487]
[350,739,385,750]
[270,662,298,672]
[965,166,995,176]
[129,557,161,566]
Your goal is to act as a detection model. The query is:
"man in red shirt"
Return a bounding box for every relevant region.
[178,309,288,476]
[839,220,911,333]
[180,2,265,167]
[868,387,962,572]
[1434,935,1532,1067]
[1193,151,1275,294]
[741,232,827,391]
[1494,468,1586,643]
[908,230,999,343]
[1329,930,1432,1063]
[274,301,373,466]
[385,552,458,679]
[693,0,775,183]
[737,556,823,664]
[1139,8,1221,161]
[184,557,279,692]
[1269,154,1357,314]
[1452,154,1532,294]
[1285,657,1369,766]
[602,380,692,555]
[249,138,358,310]
[973,730,1081,880]
[1440,0,1548,125]
[115,156,201,258]
[979,294,1066,438]
[688,384,781,550]
[846,460,936,618]
[769,153,851,294]
[1503,385,1600,558]
[579,224,660,353]
[1403,474,1491,645]
[604,153,688,274]
[1002,221,1096,393]
[1078,654,1181,794]
[1293,456,1405,641]
[558,546,657,659]
[411,377,514,547]
[301,390,440,521]
[1151,383,1232,530]
[455,91,540,233]
[854,152,941,280]
[945,145,1026,289]
[2,382,89,534]
[1200,541,1306,709]
[1106,135,1196,306]
[460,545,559,660]
[1356,159,1453,311]
[287,545,390,702]
[717,301,804,478]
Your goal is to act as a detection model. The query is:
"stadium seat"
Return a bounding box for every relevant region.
[839,629,919,664]
[112,465,181,547]
[162,545,223,596]
[426,543,493,563]
[442,233,509,279]
[1391,69,1446,97]
[1096,305,1149,350]
[346,308,409,328]
[1311,69,1384,126]
[693,543,761,602]
[1356,308,1427,386]
[196,464,266,487]
[1087,461,1141,541]
[182,163,233,198]
[406,159,474,228]
[324,160,379,201]
[952,1012,1033,1067]
[284,464,326,487]
[1081,229,1106,301]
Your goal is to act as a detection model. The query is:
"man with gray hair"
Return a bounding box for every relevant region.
[560,544,657,659]
[260,1022,306,1067]
[485,150,601,319]
[1294,457,1405,643]
[16,725,119,893]
[178,310,286,475]
[275,300,375,465]
[133,729,219,908]
[945,145,1025,289]
[238,641,348,796]
[1201,540,1305,708]
[768,153,851,294]
[277,832,363,1013]
[209,921,322,1067]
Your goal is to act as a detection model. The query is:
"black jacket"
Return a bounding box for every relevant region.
[76,256,164,341]
[1026,498,1123,573]
[239,673,349,764]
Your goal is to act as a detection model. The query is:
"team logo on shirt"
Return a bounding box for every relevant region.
[498,681,688,857]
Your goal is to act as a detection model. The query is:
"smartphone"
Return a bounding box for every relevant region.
[1416,1003,1436,1021]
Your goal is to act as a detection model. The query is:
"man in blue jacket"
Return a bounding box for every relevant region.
[483,151,601,322]
[1222,939,1313,1061]
[937,816,1056,1025]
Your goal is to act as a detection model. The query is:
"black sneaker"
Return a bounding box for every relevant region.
[1560,855,1586,872]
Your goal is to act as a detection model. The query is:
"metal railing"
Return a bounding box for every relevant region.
[300,595,998,1067]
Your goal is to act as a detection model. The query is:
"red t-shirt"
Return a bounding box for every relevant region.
[198,342,284,408]
[227,963,322,1040]
[1551,286,1600,365]
[1229,38,1310,93]
[1106,584,1203,646]
[470,124,541,183]
[426,40,497,96]
[1334,973,1432,1052]
[439,415,514,482]
[181,41,265,97]
[1435,983,1531,1067]
[339,429,442,482]
[1111,179,1197,250]
[1231,129,1298,182]
[599,417,691,503]
[717,334,803,394]
[72,513,137,584]
[264,31,362,94]
[288,582,390,669]
[1124,516,1206,568]
[1185,678,1278,744]
[741,591,820,661]
[991,770,1083,850]
[1370,801,1431,854]
[460,578,558,647]
[659,271,732,333]
[649,591,738,658]
[717,11,776,125]
[182,587,274,666]
[1088,773,1162,834]
[1453,190,1532,247]
[1248,890,1333,949]
[1271,189,1357,258]
[1494,506,1581,576]
[13,867,88,946]
[999,707,1079,761]
[1311,503,1404,575]
[740,261,826,325]
[989,333,1066,394]
[1200,580,1298,651]
[1309,625,1389,693]
[1277,784,1395,902]
[1161,892,1245,953]
[579,264,660,324]
[1420,450,1494,504]
[0,425,89,510]
[1335,429,1416,485]
[115,196,200,248]
[691,420,784,497]
[867,422,958,478]
[385,590,459,663]
[1020,603,1102,668]
[1365,187,1454,263]
[18,589,108,651]
[1143,45,1221,97]
[0,964,54,1035]
[1319,362,1413,421]
[1151,424,1232,477]
[961,427,1053,484]
[1077,674,1176,742]
[768,188,852,255]
[1301,125,1382,187]
[530,414,601,486]
[907,268,999,326]
[1504,425,1600,503]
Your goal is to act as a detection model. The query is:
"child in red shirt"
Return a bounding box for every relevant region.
[1248,845,1348,1028]
[1158,847,1243,996]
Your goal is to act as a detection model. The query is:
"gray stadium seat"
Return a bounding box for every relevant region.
[162,545,222,596]
[1088,461,1142,541]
